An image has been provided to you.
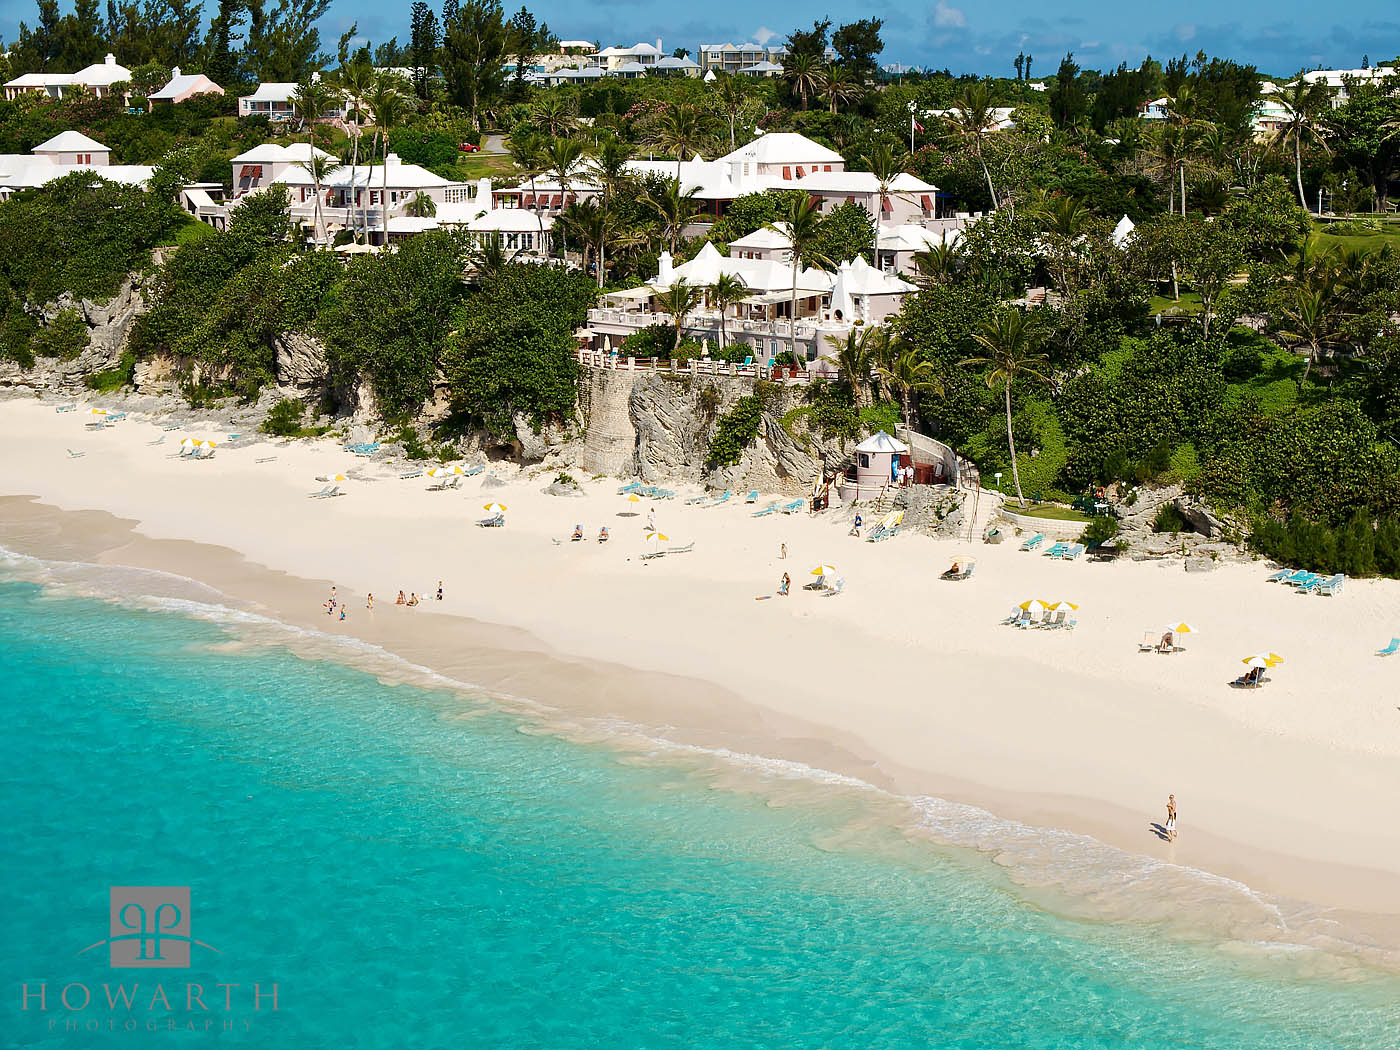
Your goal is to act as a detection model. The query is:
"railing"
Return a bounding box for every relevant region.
[574,349,813,383]
[587,308,827,343]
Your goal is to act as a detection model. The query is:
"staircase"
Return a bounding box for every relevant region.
[965,483,1004,543]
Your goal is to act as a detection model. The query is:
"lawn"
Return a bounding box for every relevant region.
[1001,502,1092,522]
[1147,291,1204,315]
[1309,219,1400,255]
[451,152,517,182]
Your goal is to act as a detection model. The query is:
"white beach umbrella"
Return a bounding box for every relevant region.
[1166,622,1196,635]
[483,503,508,514]
[644,531,670,544]
[810,564,838,577]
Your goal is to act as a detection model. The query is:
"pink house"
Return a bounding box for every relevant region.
[149,68,225,106]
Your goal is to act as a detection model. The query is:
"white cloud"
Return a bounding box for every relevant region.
[753,26,777,45]
[933,1,967,29]
[1174,23,1197,42]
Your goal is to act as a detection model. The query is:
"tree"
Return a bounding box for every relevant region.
[823,66,861,113]
[508,129,547,251]
[831,18,883,81]
[763,194,832,363]
[336,52,376,242]
[1048,53,1087,129]
[243,0,332,82]
[782,52,825,111]
[862,143,908,265]
[960,308,1051,506]
[297,153,342,244]
[530,94,578,136]
[712,72,747,152]
[406,191,437,217]
[507,6,537,98]
[557,199,616,287]
[878,344,943,428]
[202,0,245,85]
[1026,193,1094,295]
[586,135,635,288]
[648,104,706,182]
[1168,217,1246,339]
[543,135,586,256]
[1268,76,1332,212]
[942,81,1002,210]
[708,272,750,349]
[440,0,509,130]
[291,78,337,243]
[408,2,441,99]
[654,279,703,351]
[1281,282,1340,386]
[366,77,410,245]
[786,18,831,59]
[644,177,700,256]
[825,328,877,407]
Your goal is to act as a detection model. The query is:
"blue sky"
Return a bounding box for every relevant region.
[3,1,1398,77]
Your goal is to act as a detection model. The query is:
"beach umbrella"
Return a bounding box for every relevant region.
[483,503,507,513]
[447,464,466,475]
[644,531,670,544]
[1048,600,1079,611]
[626,493,642,503]
[426,467,450,477]
[180,438,196,447]
[329,473,345,481]
[1242,653,1283,668]
[1166,622,1195,635]
[204,440,218,449]
[810,564,838,577]
[1017,599,1048,614]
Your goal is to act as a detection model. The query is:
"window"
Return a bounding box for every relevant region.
[859,454,870,468]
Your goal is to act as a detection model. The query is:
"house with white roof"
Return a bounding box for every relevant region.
[0,131,155,200]
[149,67,224,105]
[4,54,132,101]
[596,41,664,73]
[697,42,834,75]
[1138,97,1171,121]
[585,235,915,366]
[1298,66,1396,107]
[238,79,346,121]
[654,56,701,77]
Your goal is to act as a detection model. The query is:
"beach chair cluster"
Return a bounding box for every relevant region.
[1266,568,1346,596]
[619,481,677,500]
[345,441,381,457]
[1000,604,1077,630]
[867,511,904,542]
[427,475,461,491]
[177,439,217,460]
[476,512,505,527]
[308,484,344,499]
[1039,541,1085,560]
[751,499,805,517]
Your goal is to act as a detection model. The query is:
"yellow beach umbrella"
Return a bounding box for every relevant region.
[644,531,670,544]
[1048,600,1079,611]
[810,564,838,577]
[1242,652,1283,668]
[1018,599,1048,614]
[88,408,108,416]
[483,503,507,513]
[426,467,450,477]
[180,437,197,447]
[626,493,642,503]
[447,464,466,475]
[329,473,346,481]
[203,440,218,449]
[1166,622,1196,635]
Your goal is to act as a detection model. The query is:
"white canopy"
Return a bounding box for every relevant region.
[855,430,908,454]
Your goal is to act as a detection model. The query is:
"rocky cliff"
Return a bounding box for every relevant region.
[0,272,149,391]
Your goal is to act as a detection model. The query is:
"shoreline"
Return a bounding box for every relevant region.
[4,395,1400,968]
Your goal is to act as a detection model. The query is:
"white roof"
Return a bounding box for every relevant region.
[5,72,78,87]
[387,216,440,234]
[73,54,131,87]
[231,142,302,163]
[655,56,700,69]
[877,224,958,252]
[730,225,792,251]
[150,73,219,100]
[1111,215,1135,247]
[612,62,651,74]
[600,42,662,56]
[660,241,832,297]
[243,82,299,102]
[855,430,908,454]
[790,169,937,195]
[467,208,554,233]
[33,131,108,153]
[558,40,596,49]
[834,256,915,296]
[0,154,153,190]
[720,132,844,167]
[737,61,784,74]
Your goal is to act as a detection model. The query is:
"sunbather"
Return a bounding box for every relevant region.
[940,561,960,580]
[598,526,609,542]
[408,593,419,606]
[571,524,583,541]
[1158,630,1174,652]
[396,591,406,605]
[780,573,790,596]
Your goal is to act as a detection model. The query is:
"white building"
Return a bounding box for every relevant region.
[1298,66,1396,107]
[0,131,155,200]
[238,79,347,121]
[697,42,835,75]
[4,53,132,101]
[596,41,665,73]
[148,67,224,105]
[1138,97,1171,120]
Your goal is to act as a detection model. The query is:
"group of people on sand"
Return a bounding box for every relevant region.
[571,524,609,543]
[329,581,443,617]
[390,581,444,606]
[323,586,347,621]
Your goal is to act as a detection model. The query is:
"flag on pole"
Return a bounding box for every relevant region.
[912,119,924,132]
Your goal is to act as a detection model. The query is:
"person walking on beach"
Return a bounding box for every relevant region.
[366,593,373,610]
[436,581,443,601]
[1166,794,1178,842]
[780,572,790,596]
[646,508,656,532]
[780,542,787,560]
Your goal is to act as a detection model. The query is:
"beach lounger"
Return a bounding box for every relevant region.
[400,470,424,479]
[148,435,165,446]
[1265,568,1294,583]
[685,493,709,505]
[1316,573,1345,596]
[950,562,974,580]
[84,421,106,431]
[1033,610,1064,629]
[1139,632,1159,652]
[1000,607,1022,625]
[307,485,332,498]
[1377,638,1400,657]
[779,499,805,515]
[108,412,127,422]
[1281,571,1315,587]
[707,490,733,508]
[1293,573,1322,594]
[618,481,642,495]
[256,455,277,464]
[751,502,780,517]
[667,542,695,555]
[1020,532,1045,551]
[1043,542,1069,558]
[55,403,76,413]
[1058,543,1084,560]
[744,490,759,504]
[464,465,485,476]
[66,448,85,458]
[475,513,505,527]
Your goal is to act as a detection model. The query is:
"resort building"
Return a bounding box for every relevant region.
[1298,66,1397,107]
[148,68,224,106]
[238,80,347,121]
[596,41,665,73]
[4,53,132,101]
[583,237,915,367]
[0,131,154,200]
[697,42,835,75]
[1138,97,1171,120]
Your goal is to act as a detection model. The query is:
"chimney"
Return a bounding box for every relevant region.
[476,177,493,205]
[105,53,116,65]
[656,38,663,52]
[171,66,181,78]
[386,152,400,164]
[657,250,674,285]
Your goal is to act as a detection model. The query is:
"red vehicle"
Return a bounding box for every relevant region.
[458,142,480,153]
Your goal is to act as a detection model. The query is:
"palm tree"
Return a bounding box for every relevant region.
[878,345,944,429]
[405,191,437,218]
[557,199,616,287]
[942,81,1002,211]
[910,240,962,286]
[587,136,635,288]
[1026,193,1094,293]
[648,103,705,183]
[959,308,1051,507]
[655,279,704,352]
[1280,282,1339,386]
[335,55,375,242]
[763,194,833,364]
[708,272,750,349]
[644,177,700,256]
[1269,76,1332,213]
[823,66,862,113]
[712,72,747,151]
[468,232,518,282]
[296,154,342,245]
[366,77,408,246]
[508,130,547,252]
[782,52,824,111]
[544,136,587,258]
[862,143,909,266]
[531,95,578,137]
[825,328,878,408]
[290,78,336,242]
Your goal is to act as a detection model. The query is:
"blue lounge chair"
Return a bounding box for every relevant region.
[1282,571,1315,587]
[463,464,485,476]
[1377,638,1400,657]
[1292,573,1322,593]
[779,499,805,515]
[1265,568,1294,583]
[400,470,424,479]
[476,513,505,527]
[1043,542,1069,558]
[1316,573,1346,596]
[744,490,759,504]
[55,403,76,413]
[66,448,85,459]
[1000,607,1021,625]
[1020,533,1045,551]
[1062,543,1085,560]
[752,502,780,517]
[617,481,642,494]
[685,493,709,505]
[741,356,753,367]
[706,490,732,507]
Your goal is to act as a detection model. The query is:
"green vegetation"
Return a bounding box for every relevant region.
[1007,503,1091,522]
[705,394,766,469]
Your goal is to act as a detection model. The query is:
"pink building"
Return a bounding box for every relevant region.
[149,68,225,105]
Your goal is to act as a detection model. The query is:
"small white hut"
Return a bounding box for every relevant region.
[837,430,909,502]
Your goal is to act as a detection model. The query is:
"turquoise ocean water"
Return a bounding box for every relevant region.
[2,562,1399,1049]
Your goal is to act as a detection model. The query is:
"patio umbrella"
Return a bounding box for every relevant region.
[626,493,642,503]
[88,408,108,416]
[483,503,508,514]
[1242,653,1283,668]
[644,531,670,544]
[1166,622,1196,635]
[1048,600,1079,611]
[328,473,345,481]
[810,564,838,577]
[426,467,450,477]
[447,464,466,475]
[1018,599,1048,615]
[180,438,197,448]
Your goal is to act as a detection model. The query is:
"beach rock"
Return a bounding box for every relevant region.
[543,479,584,497]
[273,332,330,388]
[1177,498,1230,540]
[511,410,572,463]
[481,474,508,490]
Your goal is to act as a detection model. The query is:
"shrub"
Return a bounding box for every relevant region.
[1079,515,1120,548]
[1153,503,1190,533]
[31,307,89,360]
[619,323,674,360]
[706,395,765,468]
[262,398,305,436]
[86,349,136,392]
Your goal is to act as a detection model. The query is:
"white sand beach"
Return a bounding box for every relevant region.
[4,396,1400,958]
